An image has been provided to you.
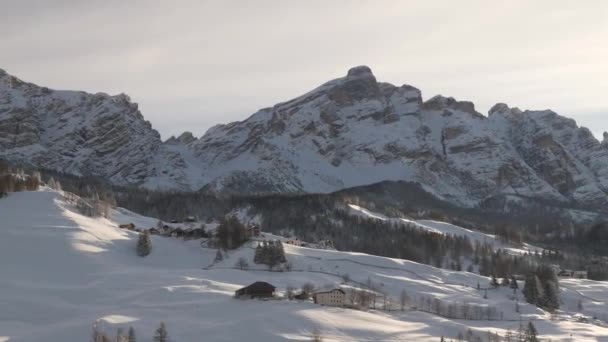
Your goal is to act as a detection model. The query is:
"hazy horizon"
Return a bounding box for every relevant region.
[2,1,607,140]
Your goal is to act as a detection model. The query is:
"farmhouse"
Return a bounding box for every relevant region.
[171,227,185,238]
[318,240,335,249]
[118,223,135,230]
[248,226,261,238]
[313,288,345,307]
[235,282,275,299]
[559,270,588,279]
[286,238,305,246]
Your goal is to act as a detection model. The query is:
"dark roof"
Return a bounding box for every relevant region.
[314,288,345,295]
[236,281,276,293]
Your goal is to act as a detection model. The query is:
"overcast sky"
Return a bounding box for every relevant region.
[2,1,607,140]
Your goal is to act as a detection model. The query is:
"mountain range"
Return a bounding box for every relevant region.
[2,66,608,214]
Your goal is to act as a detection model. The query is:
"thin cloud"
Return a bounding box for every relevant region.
[1,1,606,139]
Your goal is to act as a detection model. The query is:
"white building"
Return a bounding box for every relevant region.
[313,289,345,307]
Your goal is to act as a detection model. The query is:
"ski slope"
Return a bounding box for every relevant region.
[0,189,607,341]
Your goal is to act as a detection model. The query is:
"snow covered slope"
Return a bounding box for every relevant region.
[2,67,608,214]
[1,189,607,341]
[348,203,541,255]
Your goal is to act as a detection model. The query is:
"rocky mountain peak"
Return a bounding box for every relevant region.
[422,95,480,117]
[346,65,374,78]
[327,66,380,104]
[488,103,523,118]
[489,103,510,116]
[165,131,197,145]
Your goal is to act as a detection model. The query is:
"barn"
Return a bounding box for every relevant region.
[235,282,276,299]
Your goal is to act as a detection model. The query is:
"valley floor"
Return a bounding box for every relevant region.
[1,190,607,341]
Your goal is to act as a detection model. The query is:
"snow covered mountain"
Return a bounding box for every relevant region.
[0,68,189,188]
[2,66,608,212]
[187,66,608,212]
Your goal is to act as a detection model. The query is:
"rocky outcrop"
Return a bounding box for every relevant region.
[165,132,197,145]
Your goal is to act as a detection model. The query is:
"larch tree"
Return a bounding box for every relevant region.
[525,321,539,342]
[153,322,169,342]
[127,326,136,342]
[400,289,410,311]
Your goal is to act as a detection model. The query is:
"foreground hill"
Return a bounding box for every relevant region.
[2,67,608,216]
[1,189,607,341]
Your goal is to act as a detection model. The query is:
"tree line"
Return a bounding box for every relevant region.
[0,161,40,197]
[522,265,560,312]
[36,166,608,280]
[443,321,539,342]
[91,321,169,342]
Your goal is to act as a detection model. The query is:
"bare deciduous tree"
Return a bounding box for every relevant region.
[400,289,410,311]
[235,257,249,270]
[311,327,323,342]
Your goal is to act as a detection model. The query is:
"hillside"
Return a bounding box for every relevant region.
[2,67,608,218]
[347,203,541,256]
[1,189,607,341]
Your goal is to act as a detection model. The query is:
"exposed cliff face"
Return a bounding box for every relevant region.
[1,66,607,213]
[0,69,187,188]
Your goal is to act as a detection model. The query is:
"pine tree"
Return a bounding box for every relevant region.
[153,322,169,342]
[504,329,514,342]
[276,241,287,263]
[254,244,262,264]
[525,321,538,342]
[542,281,560,311]
[91,320,102,342]
[523,275,544,306]
[490,274,499,288]
[127,326,136,342]
[91,320,111,342]
[214,249,223,262]
[116,328,127,342]
[510,276,519,294]
[136,231,152,257]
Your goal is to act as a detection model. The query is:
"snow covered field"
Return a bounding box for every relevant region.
[1,190,607,341]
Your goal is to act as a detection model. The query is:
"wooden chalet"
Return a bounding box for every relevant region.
[118,223,136,230]
[235,281,275,299]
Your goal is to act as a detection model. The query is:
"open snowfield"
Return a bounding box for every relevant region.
[1,189,607,341]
